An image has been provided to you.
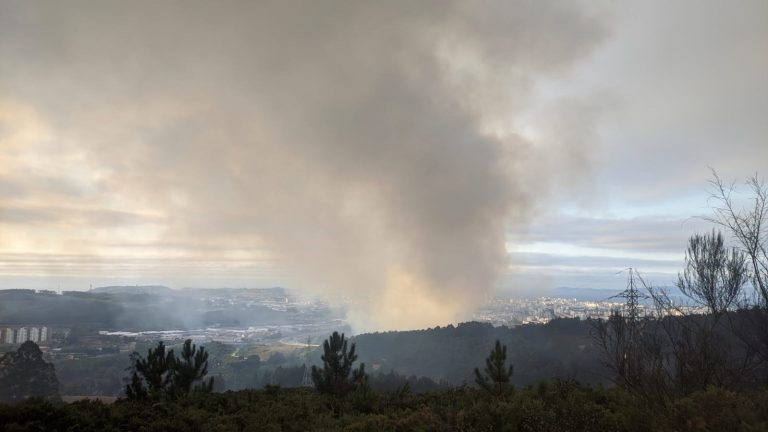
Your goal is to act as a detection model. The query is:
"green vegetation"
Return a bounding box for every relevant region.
[593,229,768,407]
[0,342,59,403]
[312,331,367,398]
[54,354,127,397]
[354,319,603,387]
[475,339,514,398]
[125,339,213,400]
[2,383,768,431]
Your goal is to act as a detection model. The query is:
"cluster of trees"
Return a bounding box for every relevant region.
[0,327,509,401]
[309,331,517,399]
[54,354,128,397]
[594,173,768,405]
[0,342,59,403]
[125,339,213,400]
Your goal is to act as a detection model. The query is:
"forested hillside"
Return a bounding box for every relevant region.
[0,288,303,330]
[355,320,606,386]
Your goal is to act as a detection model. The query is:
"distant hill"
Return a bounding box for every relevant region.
[553,286,684,302]
[90,285,176,295]
[551,287,622,301]
[0,289,123,328]
[0,287,305,330]
[186,287,288,298]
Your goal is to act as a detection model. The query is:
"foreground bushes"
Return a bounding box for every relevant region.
[2,382,767,431]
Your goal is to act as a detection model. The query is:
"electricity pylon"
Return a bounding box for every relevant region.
[610,267,649,322]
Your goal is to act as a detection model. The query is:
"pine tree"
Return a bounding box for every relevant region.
[172,339,213,396]
[474,339,514,397]
[125,341,174,400]
[311,331,366,397]
[125,339,213,400]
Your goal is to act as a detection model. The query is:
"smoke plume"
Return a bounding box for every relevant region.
[0,1,607,330]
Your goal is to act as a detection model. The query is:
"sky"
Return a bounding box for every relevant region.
[1,1,766,331]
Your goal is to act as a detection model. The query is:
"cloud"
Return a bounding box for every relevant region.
[570,0,768,202]
[513,214,713,254]
[509,251,679,271]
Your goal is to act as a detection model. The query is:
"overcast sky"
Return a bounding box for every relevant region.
[1,1,766,330]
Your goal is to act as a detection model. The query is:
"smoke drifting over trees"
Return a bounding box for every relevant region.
[0,1,608,330]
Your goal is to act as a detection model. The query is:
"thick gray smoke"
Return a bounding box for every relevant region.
[0,1,606,330]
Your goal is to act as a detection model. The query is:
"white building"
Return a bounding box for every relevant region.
[30,327,40,342]
[0,325,50,345]
[16,327,28,342]
[3,328,14,344]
